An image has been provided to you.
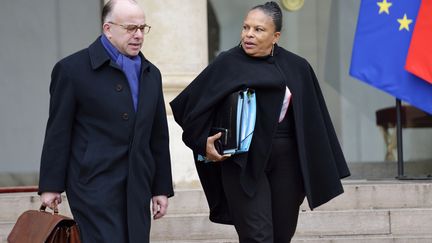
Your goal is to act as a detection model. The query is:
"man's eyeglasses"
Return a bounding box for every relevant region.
[108,22,151,34]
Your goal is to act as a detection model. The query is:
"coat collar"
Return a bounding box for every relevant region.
[88,36,150,71]
[232,44,281,64]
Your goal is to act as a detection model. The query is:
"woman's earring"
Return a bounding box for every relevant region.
[271,43,275,56]
[238,41,242,48]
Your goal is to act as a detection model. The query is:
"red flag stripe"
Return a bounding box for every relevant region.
[405,0,432,84]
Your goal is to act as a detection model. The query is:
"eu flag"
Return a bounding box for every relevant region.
[350,0,432,115]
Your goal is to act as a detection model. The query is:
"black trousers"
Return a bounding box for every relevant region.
[221,136,305,243]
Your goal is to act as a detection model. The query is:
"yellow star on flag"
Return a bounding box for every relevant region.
[397,14,413,31]
[377,0,392,14]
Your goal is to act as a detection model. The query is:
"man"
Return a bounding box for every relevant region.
[39,0,174,242]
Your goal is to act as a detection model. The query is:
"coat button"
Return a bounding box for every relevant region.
[121,112,129,120]
[116,84,123,92]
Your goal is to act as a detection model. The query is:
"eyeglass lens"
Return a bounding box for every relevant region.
[125,24,150,34]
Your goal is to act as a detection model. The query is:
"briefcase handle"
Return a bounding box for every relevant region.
[39,204,59,214]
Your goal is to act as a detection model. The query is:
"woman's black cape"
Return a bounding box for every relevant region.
[170,45,350,225]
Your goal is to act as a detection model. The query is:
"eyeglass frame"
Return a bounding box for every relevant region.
[108,21,151,34]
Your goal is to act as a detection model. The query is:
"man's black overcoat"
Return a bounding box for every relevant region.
[170,45,350,224]
[39,37,174,242]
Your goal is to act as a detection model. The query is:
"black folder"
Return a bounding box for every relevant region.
[210,88,255,154]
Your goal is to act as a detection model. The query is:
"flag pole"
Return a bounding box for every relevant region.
[394,100,432,180]
[396,98,405,179]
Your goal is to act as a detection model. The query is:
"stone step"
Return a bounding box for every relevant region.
[2,209,432,242]
[0,208,432,240]
[0,222,13,243]
[0,193,71,221]
[1,180,431,220]
[151,235,432,243]
[321,180,432,211]
[292,235,432,243]
[1,208,432,242]
[149,208,432,241]
[170,180,432,215]
[1,180,432,242]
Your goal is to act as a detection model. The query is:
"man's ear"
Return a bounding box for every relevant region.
[102,23,111,38]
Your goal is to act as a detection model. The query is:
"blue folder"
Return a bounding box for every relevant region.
[198,89,256,162]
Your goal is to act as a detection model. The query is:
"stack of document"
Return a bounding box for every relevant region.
[198,89,256,162]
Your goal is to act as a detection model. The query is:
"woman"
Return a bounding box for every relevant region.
[170,2,350,242]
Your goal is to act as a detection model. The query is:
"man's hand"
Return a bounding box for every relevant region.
[40,192,62,209]
[205,132,231,162]
[152,195,168,220]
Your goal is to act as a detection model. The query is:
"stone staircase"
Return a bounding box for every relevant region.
[1,180,432,242]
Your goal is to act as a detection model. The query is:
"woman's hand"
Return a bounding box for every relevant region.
[205,132,231,162]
